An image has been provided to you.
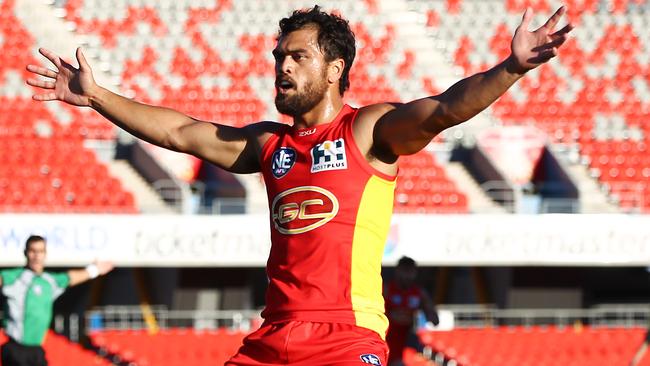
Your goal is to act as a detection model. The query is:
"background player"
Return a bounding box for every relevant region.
[26,5,572,365]
[0,235,113,366]
[384,256,439,366]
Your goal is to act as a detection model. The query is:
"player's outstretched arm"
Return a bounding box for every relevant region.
[67,261,114,287]
[420,289,440,326]
[372,6,573,156]
[26,48,261,173]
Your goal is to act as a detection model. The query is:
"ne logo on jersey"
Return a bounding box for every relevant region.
[271,186,339,235]
[310,138,347,173]
[271,147,296,179]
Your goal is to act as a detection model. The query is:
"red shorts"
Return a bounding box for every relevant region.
[225,321,388,366]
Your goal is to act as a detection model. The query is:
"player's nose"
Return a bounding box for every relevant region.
[276,56,294,75]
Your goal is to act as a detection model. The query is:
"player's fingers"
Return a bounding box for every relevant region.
[550,23,574,38]
[542,6,565,32]
[530,48,558,64]
[519,7,533,30]
[76,47,91,72]
[26,78,55,89]
[26,64,57,79]
[32,92,57,101]
[38,48,62,69]
[533,34,567,52]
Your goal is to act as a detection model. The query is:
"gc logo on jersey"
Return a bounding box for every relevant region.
[271,147,296,179]
[271,186,339,235]
[360,354,382,365]
[310,138,347,173]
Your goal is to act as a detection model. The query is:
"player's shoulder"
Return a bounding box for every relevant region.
[354,102,405,137]
[357,102,403,122]
[244,121,288,134]
[244,121,289,142]
[0,267,27,285]
[353,103,404,161]
[43,270,71,287]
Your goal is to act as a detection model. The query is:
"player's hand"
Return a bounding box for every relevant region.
[95,260,115,276]
[26,47,98,107]
[509,6,573,73]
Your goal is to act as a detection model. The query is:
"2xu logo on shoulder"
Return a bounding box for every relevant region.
[310,138,347,173]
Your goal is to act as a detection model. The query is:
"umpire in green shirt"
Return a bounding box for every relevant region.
[0,235,114,366]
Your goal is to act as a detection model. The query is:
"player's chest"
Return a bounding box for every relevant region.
[265,132,353,184]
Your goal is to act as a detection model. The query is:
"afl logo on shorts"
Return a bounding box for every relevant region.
[360,354,382,365]
[271,186,339,235]
[271,147,296,179]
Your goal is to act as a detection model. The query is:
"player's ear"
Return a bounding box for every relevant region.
[327,58,344,85]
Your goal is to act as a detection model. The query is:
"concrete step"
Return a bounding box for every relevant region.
[233,173,269,215]
[17,0,119,91]
[106,160,174,213]
[565,164,621,213]
[445,162,507,213]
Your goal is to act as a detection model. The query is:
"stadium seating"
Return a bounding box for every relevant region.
[395,151,468,213]
[0,331,112,366]
[0,0,136,213]
[7,0,649,212]
[88,328,246,366]
[403,347,436,366]
[407,0,650,212]
[52,0,469,213]
[419,326,647,366]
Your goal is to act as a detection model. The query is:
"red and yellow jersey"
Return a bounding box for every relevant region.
[384,281,424,327]
[259,104,396,338]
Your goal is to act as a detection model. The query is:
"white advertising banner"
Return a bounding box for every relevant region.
[384,215,650,266]
[1,214,649,267]
[0,214,272,267]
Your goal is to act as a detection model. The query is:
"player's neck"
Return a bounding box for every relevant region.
[27,265,44,274]
[292,96,344,130]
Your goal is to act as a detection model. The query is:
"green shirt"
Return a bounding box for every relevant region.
[1,268,70,346]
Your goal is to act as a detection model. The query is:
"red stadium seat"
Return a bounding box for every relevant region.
[419,326,646,366]
[89,328,246,366]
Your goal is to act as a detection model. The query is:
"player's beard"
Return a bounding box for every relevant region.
[275,73,328,117]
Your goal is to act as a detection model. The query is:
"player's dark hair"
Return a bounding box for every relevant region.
[397,256,416,268]
[278,5,356,95]
[25,235,46,251]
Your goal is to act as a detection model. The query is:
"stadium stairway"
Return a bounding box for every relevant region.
[562,156,621,213]
[444,162,507,213]
[41,0,476,214]
[377,0,498,144]
[106,160,173,213]
[0,0,142,213]
[16,0,119,96]
[232,172,268,215]
[405,0,650,213]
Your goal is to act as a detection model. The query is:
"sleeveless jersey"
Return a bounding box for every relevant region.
[259,104,396,338]
[384,281,424,328]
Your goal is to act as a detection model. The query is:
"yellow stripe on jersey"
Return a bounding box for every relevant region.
[351,174,396,339]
